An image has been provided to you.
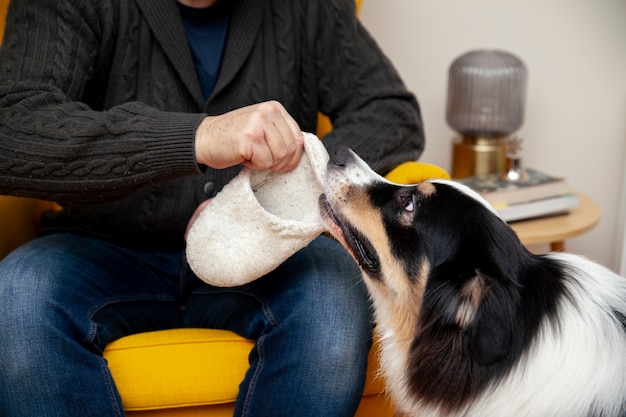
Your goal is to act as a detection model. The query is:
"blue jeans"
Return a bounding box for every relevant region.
[0,232,372,417]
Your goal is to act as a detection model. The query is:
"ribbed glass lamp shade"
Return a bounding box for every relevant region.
[446,50,527,138]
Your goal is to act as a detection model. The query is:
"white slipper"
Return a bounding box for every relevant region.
[185,132,328,287]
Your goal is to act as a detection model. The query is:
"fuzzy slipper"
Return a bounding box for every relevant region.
[186,132,329,287]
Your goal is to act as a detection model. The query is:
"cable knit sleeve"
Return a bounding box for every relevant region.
[313,0,425,175]
[0,0,204,203]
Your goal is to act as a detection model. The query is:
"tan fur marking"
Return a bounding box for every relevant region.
[417,182,436,197]
[341,188,389,263]
[384,260,429,338]
[456,273,489,329]
[367,260,430,415]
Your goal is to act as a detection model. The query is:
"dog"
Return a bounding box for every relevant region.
[319,147,626,417]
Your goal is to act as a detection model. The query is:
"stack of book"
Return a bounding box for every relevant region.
[455,168,579,222]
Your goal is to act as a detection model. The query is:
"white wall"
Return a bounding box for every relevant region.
[618,146,626,275]
[360,0,626,271]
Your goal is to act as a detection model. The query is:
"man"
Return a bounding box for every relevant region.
[0,0,424,415]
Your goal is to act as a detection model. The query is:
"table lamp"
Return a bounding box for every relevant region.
[447,49,527,178]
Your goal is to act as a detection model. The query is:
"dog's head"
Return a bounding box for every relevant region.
[320,146,524,290]
[319,146,580,414]
[319,147,545,374]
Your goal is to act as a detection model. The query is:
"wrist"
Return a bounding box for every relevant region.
[194,116,212,166]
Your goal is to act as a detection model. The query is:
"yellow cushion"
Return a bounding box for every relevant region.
[385,161,451,184]
[104,328,390,414]
[104,329,254,411]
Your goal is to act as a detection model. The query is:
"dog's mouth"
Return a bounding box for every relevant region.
[319,194,380,274]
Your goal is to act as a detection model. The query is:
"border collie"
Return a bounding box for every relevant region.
[319,147,626,417]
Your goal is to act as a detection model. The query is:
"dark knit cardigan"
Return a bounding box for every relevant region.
[0,0,424,250]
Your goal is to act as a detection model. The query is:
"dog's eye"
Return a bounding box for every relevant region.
[403,196,414,213]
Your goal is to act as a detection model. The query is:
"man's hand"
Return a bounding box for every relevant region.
[194,101,304,173]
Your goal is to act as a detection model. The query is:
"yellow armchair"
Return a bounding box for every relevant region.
[0,160,449,417]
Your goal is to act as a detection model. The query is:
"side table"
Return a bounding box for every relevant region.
[509,192,600,251]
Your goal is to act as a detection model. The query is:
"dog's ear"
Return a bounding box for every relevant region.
[465,273,516,366]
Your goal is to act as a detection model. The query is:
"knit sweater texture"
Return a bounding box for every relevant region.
[0,0,424,250]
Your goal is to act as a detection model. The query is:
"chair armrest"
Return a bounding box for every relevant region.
[385,161,450,184]
[0,196,58,259]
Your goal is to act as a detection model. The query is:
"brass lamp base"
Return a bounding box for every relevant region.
[451,136,507,179]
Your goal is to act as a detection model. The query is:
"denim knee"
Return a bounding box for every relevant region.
[233,236,373,417]
[1,245,74,337]
[0,240,104,377]
[0,234,184,416]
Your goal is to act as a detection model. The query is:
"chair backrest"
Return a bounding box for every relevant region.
[0,0,8,43]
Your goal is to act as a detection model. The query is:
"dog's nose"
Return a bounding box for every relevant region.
[330,146,353,167]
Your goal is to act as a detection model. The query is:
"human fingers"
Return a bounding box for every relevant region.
[195,110,267,169]
[269,103,305,173]
[243,101,303,172]
[195,101,303,171]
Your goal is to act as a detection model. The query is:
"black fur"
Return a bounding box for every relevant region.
[368,182,569,410]
[323,148,626,416]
